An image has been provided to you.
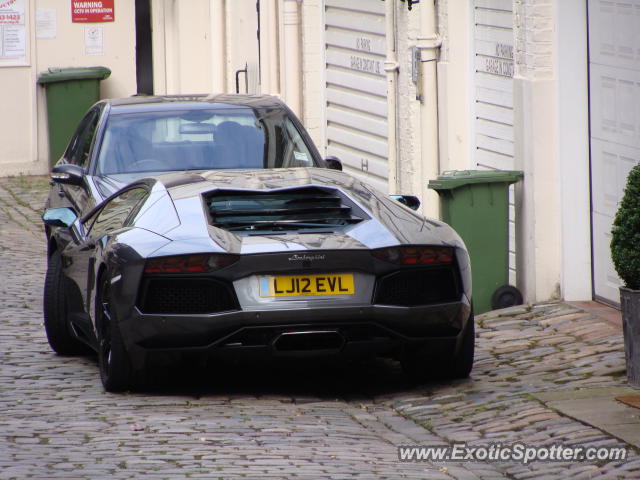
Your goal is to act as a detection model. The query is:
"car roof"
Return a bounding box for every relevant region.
[104,94,287,114]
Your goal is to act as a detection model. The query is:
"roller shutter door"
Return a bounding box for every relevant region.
[324,0,388,192]
[589,0,640,305]
[473,0,516,284]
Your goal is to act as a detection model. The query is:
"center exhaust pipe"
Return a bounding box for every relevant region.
[272,330,345,355]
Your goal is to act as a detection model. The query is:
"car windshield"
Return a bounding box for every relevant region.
[96,106,318,174]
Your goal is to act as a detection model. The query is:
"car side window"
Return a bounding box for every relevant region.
[66,109,100,168]
[88,187,148,239]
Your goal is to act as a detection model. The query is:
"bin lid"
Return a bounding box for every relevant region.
[428,169,524,190]
[37,66,111,84]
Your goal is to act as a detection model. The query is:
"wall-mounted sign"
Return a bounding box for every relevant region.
[84,25,103,55]
[0,0,27,65]
[71,0,114,23]
[36,8,57,39]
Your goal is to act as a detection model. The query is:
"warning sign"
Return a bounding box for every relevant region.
[71,0,114,23]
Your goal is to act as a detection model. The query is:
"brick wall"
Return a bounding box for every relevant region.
[513,0,554,79]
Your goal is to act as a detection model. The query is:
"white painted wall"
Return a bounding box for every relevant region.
[300,0,323,148]
[394,2,422,200]
[226,0,259,95]
[436,0,473,174]
[0,0,136,176]
[513,0,562,303]
[152,0,259,96]
[556,0,592,301]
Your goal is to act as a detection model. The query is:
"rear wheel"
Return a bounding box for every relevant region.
[445,312,475,379]
[43,250,90,355]
[96,274,134,392]
[402,309,475,381]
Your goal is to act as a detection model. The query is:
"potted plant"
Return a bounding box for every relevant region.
[611,163,640,388]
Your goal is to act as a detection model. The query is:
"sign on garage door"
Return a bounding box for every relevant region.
[324,0,388,193]
[473,0,517,284]
[589,0,640,305]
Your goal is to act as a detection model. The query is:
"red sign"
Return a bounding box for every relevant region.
[71,0,114,23]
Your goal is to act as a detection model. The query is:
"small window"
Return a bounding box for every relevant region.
[89,187,148,239]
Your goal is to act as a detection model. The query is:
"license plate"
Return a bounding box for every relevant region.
[259,273,355,297]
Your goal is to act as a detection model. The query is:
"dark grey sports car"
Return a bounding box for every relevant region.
[42,94,472,392]
[43,168,472,392]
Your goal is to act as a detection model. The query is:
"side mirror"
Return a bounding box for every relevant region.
[324,156,342,171]
[390,195,421,211]
[51,164,85,186]
[42,208,78,228]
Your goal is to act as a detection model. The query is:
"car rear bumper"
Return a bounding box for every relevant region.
[119,300,472,370]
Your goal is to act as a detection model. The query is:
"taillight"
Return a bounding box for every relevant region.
[372,246,454,265]
[144,254,238,274]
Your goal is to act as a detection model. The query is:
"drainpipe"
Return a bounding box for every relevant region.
[282,0,302,116]
[417,1,441,218]
[384,0,400,194]
[210,0,226,93]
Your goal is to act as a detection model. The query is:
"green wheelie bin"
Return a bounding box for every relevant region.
[37,66,111,166]
[428,170,524,314]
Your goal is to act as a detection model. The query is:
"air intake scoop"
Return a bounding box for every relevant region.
[206,186,366,234]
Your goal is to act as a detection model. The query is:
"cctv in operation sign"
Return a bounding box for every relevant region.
[71,0,114,23]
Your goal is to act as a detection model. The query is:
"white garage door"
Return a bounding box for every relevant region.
[324,0,388,193]
[474,0,515,170]
[473,0,517,284]
[589,0,640,305]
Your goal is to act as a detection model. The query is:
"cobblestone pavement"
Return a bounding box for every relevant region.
[1,175,638,479]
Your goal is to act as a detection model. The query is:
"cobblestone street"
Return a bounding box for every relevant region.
[1,175,639,479]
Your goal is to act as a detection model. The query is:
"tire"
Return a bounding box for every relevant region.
[96,274,134,392]
[43,250,90,355]
[445,311,475,379]
[491,285,523,310]
[402,309,475,381]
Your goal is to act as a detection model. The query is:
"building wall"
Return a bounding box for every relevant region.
[395,4,422,201]
[149,0,596,305]
[437,0,591,303]
[152,0,261,96]
[1,0,596,305]
[300,0,323,149]
[512,0,562,303]
[0,0,136,176]
[556,0,591,301]
[436,0,473,174]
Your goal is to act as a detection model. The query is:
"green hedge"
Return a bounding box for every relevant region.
[611,163,640,290]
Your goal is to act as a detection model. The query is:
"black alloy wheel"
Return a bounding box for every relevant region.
[401,308,475,381]
[43,250,91,355]
[96,274,133,392]
[446,309,475,379]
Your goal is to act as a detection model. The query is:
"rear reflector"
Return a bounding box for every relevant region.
[143,254,238,274]
[372,246,454,265]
